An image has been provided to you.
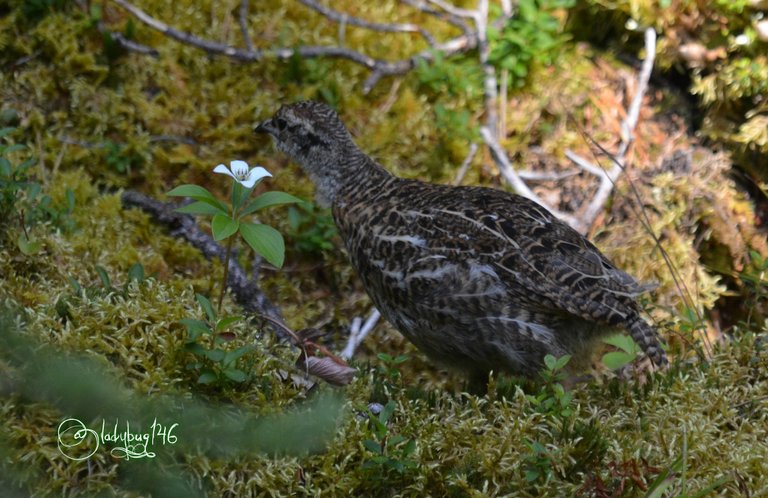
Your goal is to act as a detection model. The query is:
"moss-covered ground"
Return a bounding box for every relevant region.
[1,0,767,495]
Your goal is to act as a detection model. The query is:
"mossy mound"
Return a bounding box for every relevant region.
[1,0,767,495]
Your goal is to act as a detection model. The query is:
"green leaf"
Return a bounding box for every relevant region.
[388,435,406,446]
[0,157,11,176]
[403,439,416,457]
[554,354,571,370]
[602,334,637,354]
[544,354,557,371]
[167,184,228,212]
[66,276,82,295]
[239,222,285,268]
[65,188,75,213]
[175,201,228,217]
[197,371,218,384]
[17,233,42,255]
[215,315,241,331]
[203,349,225,362]
[4,144,25,154]
[223,345,254,365]
[212,214,239,241]
[241,191,303,215]
[380,400,396,424]
[95,265,111,289]
[602,351,636,370]
[222,368,248,382]
[363,440,382,453]
[196,293,216,322]
[179,318,211,341]
[0,127,15,138]
[127,262,144,282]
[231,181,249,212]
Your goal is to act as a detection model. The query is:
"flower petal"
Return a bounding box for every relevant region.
[213,164,234,178]
[230,160,250,179]
[241,167,272,189]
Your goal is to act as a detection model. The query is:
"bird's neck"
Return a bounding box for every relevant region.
[309,147,394,207]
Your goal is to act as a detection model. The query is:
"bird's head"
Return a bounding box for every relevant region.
[255,101,360,206]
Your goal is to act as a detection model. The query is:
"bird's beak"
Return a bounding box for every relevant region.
[254,118,277,136]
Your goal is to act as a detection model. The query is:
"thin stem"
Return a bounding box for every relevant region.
[218,235,234,313]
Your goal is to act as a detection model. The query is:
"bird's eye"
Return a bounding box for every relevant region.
[276,118,287,130]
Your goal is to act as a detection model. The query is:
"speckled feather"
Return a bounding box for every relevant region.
[256,101,667,381]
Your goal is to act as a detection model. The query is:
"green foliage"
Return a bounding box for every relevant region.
[528,354,573,419]
[488,0,576,87]
[574,0,768,176]
[56,263,150,322]
[168,178,301,268]
[739,250,768,327]
[414,51,482,98]
[602,333,641,370]
[281,54,342,107]
[21,0,71,21]
[286,202,338,256]
[0,126,75,253]
[103,140,144,175]
[434,103,477,143]
[361,400,418,484]
[180,294,255,386]
[522,355,608,485]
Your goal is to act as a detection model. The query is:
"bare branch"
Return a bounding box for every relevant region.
[579,28,657,229]
[97,21,159,56]
[453,142,479,185]
[341,308,381,360]
[238,0,254,53]
[111,0,477,94]
[618,27,656,158]
[299,0,436,46]
[517,169,579,181]
[481,127,579,228]
[564,149,604,177]
[426,0,478,18]
[399,0,472,35]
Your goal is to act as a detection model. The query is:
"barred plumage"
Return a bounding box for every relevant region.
[256,101,667,383]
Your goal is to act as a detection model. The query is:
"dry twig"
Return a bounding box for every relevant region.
[341,308,382,360]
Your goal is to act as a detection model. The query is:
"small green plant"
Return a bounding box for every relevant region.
[286,202,337,256]
[0,126,75,255]
[361,400,418,480]
[522,354,607,484]
[168,160,301,311]
[414,51,483,98]
[434,103,478,143]
[180,293,255,385]
[103,140,144,175]
[739,250,768,328]
[56,263,149,322]
[488,0,576,87]
[371,352,409,401]
[527,354,573,419]
[601,333,641,370]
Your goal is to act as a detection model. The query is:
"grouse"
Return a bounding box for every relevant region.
[255,101,667,384]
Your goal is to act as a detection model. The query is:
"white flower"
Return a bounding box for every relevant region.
[734,33,750,46]
[213,160,271,188]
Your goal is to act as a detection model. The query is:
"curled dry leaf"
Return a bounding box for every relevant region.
[299,356,357,386]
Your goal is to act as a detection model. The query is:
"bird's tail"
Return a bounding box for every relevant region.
[628,318,668,368]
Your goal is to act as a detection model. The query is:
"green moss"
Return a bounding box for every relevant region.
[2,0,767,495]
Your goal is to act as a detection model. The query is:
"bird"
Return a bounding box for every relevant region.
[255,100,667,386]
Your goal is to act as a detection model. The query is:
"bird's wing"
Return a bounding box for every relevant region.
[411,186,648,323]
